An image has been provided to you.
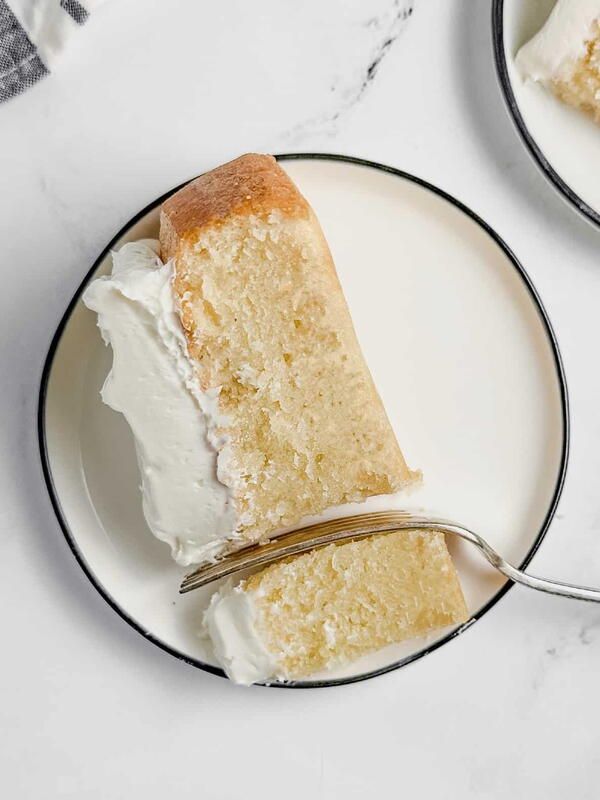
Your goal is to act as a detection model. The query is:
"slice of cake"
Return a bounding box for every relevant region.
[516,0,600,124]
[85,153,467,679]
[203,530,468,684]
[84,154,419,565]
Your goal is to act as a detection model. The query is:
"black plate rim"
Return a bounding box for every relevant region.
[38,152,570,689]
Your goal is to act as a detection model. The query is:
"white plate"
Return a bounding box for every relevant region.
[39,154,568,687]
[493,0,600,228]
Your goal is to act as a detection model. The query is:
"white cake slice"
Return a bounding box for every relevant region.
[84,154,468,682]
[84,155,419,564]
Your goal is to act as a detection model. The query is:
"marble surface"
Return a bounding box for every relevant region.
[1,0,600,797]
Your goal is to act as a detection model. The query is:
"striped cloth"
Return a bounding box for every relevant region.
[0,0,102,103]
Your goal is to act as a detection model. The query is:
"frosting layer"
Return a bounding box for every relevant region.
[83,240,238,566]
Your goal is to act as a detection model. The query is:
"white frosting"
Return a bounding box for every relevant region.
[202,583,281,685]
[516,0,600,83]
[83,240,239,566]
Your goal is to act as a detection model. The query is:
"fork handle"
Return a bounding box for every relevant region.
[435,520,600,604]
[488,559,600,603]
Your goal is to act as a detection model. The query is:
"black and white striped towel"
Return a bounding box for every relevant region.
[0,0,102,103]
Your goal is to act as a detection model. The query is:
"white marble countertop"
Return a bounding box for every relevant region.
[2,0,600,797]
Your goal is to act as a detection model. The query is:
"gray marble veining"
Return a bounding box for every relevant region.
[284,0,414,140]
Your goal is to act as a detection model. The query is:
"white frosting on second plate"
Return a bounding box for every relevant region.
[516,0,600,82]
[83,240,239,566]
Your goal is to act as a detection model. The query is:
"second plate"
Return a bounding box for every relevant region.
[494,0,600,228]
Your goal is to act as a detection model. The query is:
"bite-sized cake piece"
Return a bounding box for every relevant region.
[203,530,468,685]
[84,154,419,566]
[516,0,600,124]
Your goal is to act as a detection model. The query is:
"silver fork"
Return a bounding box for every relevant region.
[179,510,600,602]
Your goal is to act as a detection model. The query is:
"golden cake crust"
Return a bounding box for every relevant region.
[160,154,309,261]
